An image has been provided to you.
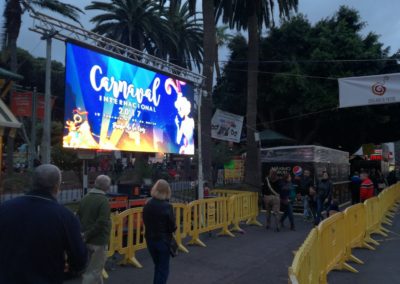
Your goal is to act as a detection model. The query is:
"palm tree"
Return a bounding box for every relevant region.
[217,0,298,187]
[86,0,172,54]
[2,0,82,73]
[156,0,214,186]
[161,1,203,71]
[2,0,83,175]
[215,25,233,80]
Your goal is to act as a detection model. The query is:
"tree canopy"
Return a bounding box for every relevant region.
[214,6,400,153]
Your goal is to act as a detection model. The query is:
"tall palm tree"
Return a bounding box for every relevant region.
[217,0,298,187]
[2,0,83,175]
[215,25,233,80]
[86,0,172,54]
[157,0,214,186]
[162,1,203,71]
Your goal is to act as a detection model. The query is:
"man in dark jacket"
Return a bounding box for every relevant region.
[300,170,313,220]
[0,164,87,284]
[78,175,111,284]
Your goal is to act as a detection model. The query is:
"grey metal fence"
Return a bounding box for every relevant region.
[169,180,197,203]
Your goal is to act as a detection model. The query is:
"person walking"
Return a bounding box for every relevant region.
[279,173,295,231]
[300,170,313,220]
[0,164,87,284]
[78,175,112,284]
[350,171,361,205]
[263,169,281,231]
[143,179,177,284]
[315,172,333,225]
[360,171,375,202]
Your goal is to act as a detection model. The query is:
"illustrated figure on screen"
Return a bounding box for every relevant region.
[174,94,194,154]
[63,109,98,148]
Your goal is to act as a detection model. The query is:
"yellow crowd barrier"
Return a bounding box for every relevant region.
[344,204,374,264]
[98,189,263,277]
[364,197,388,246]
[187,197,234,247]
[288,228,319,284]
[211,190,262,232]
[289,182,400,283]
[318,212,357,283]
[116,207,146,268]
[173,203,190,253]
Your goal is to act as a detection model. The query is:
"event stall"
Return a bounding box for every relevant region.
[260,145,351,205]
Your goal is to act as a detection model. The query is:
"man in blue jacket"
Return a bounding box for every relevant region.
[0,164,87,284]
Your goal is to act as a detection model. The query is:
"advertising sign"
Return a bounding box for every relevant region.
[11,91,55,120]
[63,42,195,154]
[339,73,400,108]
[211,109,243,143]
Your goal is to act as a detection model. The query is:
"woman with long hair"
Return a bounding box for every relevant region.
[143,180,177,284]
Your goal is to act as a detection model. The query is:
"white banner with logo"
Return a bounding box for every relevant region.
[211,109,244,143]
[338,73,400,108]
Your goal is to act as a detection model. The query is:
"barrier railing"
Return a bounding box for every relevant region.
[289,182,400,284]
[101,189,262,276]
[187,197,234,247]
[318,212,357,283]
[116,207,146,268]
[344,204,374,264]
[288,228,319,284]
[364,197,388,247]
[173,203,189,253]
[211,190,262,231]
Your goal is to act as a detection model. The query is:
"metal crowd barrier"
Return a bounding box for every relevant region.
[187,197,234,247]
[103,190,261,273]
[289,182,400,284]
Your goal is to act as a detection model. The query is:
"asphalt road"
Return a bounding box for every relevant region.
[67,210,400,284]
[66,215,311,284]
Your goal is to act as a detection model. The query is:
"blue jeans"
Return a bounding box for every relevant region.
[280,202,294,227]
[303,196,311,218]
[147,239,171,284]
[315,197,330,225]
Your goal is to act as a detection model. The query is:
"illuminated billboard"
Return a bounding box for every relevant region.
[63,42,195,155]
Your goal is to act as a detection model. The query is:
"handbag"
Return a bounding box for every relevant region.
[169,235,179,257]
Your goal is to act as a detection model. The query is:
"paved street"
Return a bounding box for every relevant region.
[66,210,400,284]
[66,215,311,284]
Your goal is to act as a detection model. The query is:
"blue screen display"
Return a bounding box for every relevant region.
[63,42,195,155]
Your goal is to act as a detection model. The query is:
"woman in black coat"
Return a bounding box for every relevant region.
[143,179,177,284]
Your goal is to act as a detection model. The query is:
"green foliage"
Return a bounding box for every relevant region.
[214,6,400,152]
[86,0,203,71]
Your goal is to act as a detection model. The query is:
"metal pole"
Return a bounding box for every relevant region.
[197,90,204,199]
[29,87,37,170]
[41,37,52,164]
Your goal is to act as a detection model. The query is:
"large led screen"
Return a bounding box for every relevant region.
[63,42,195,155]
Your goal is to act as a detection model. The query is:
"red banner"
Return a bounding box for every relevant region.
[11,91,55,120]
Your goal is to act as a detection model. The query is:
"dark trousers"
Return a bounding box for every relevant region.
[280,202,294,227]
[315,197,330,225]
[147,239,171,284]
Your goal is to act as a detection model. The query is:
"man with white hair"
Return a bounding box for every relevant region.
[78,175,111,284]
[0,164,88,284]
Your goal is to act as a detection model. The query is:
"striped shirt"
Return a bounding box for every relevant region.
[360,178,374,201]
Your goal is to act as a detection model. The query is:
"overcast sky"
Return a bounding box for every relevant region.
[2,0,400,65]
